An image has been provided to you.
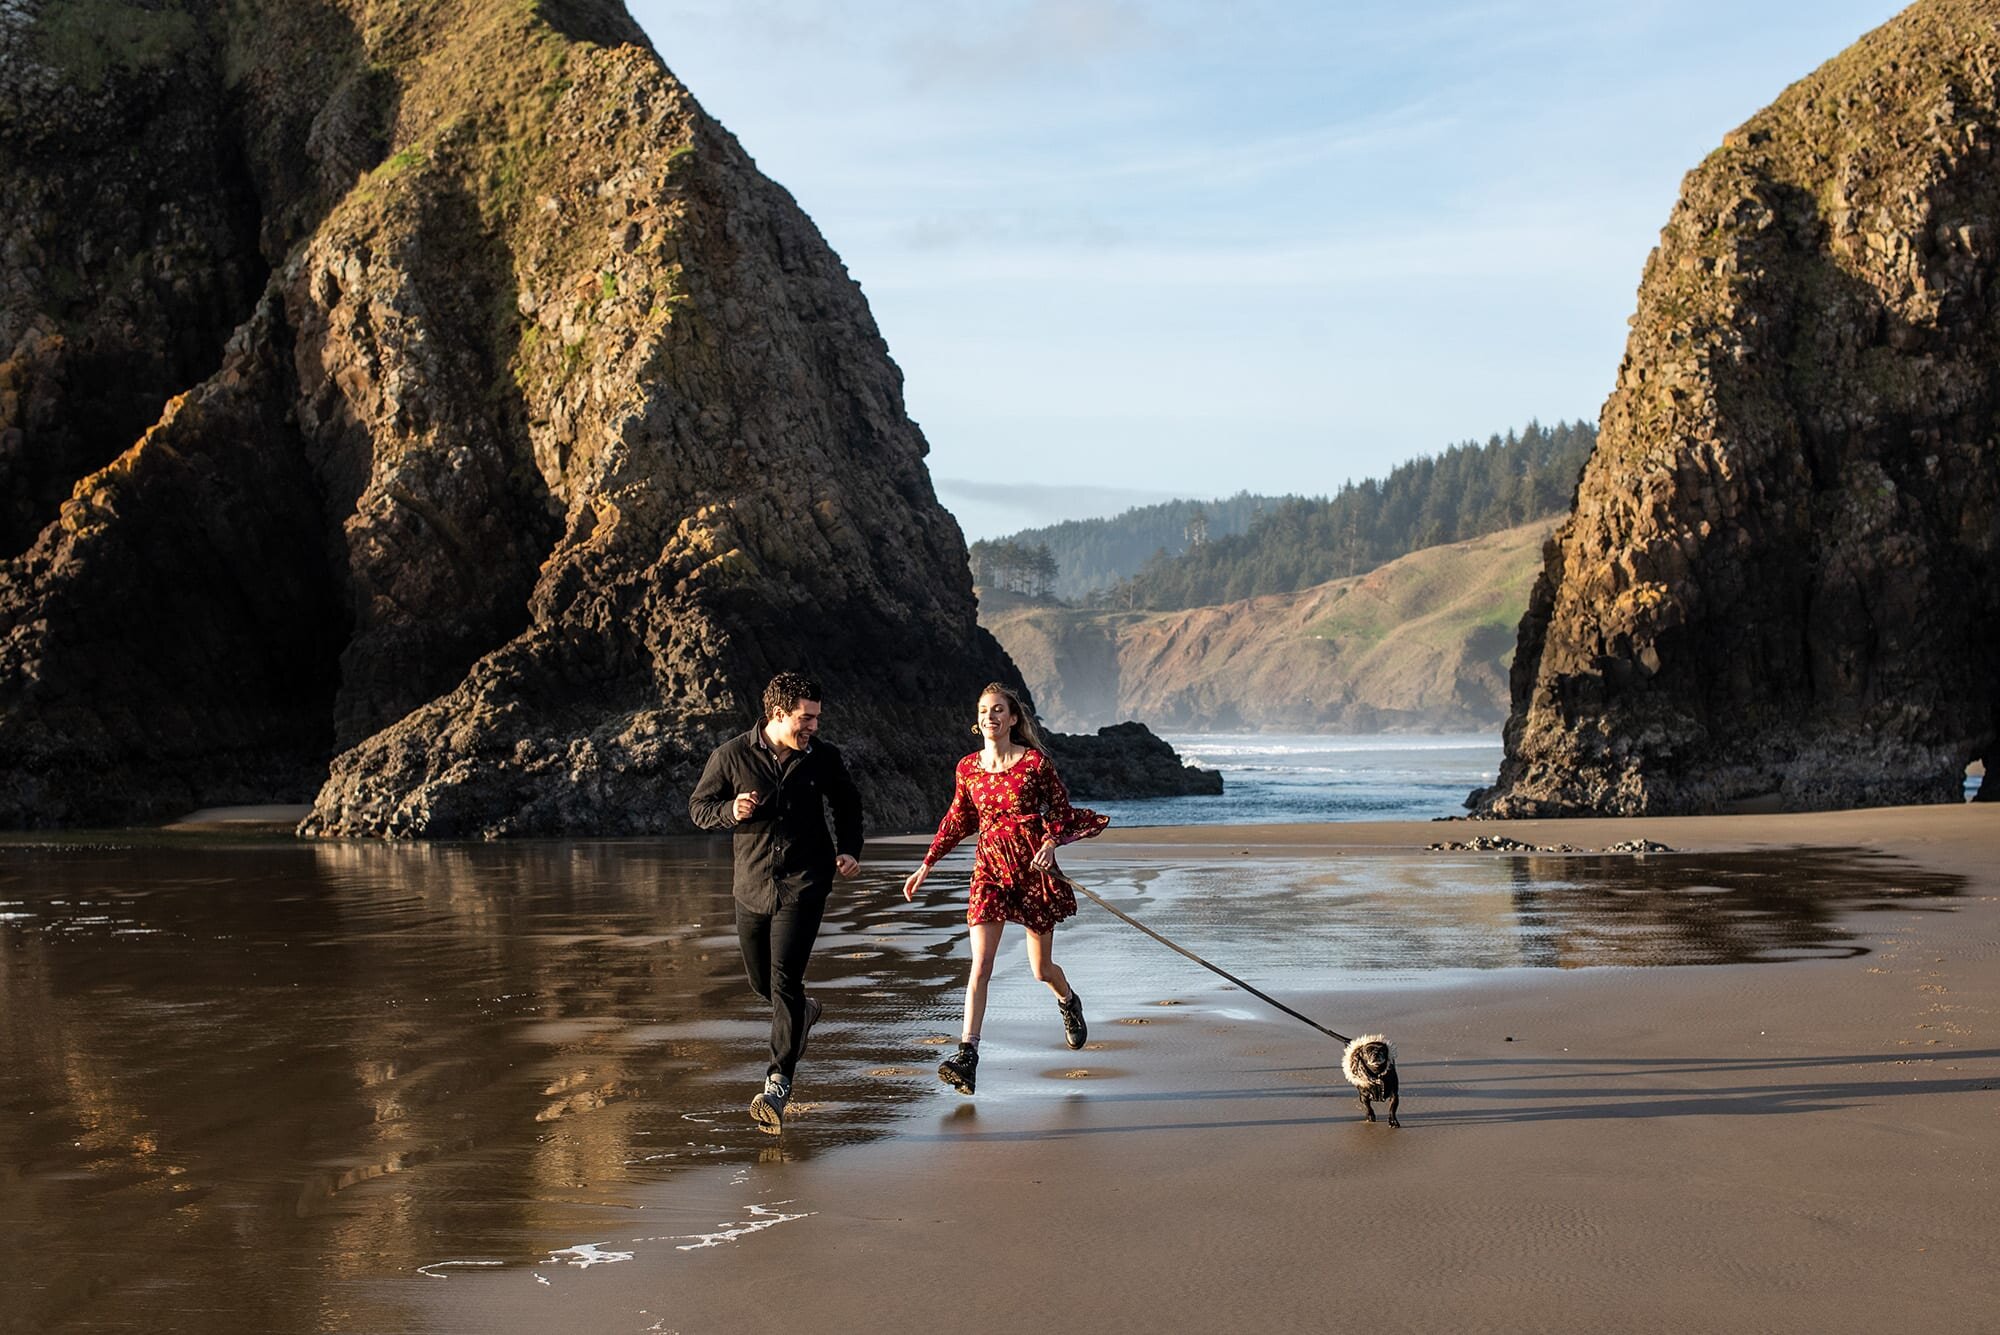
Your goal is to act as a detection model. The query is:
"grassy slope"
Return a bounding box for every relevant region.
[985,520,1554,731]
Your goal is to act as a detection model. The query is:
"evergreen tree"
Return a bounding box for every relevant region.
[1105,418,1595,611]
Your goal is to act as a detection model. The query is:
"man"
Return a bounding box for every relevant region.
[689,671,863,1132]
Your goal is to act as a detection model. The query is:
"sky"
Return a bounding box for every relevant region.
[623,0,1910,540]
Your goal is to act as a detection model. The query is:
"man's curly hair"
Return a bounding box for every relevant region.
[762,671,824,721]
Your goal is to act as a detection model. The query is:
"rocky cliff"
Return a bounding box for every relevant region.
[0,0,1030,835]
[1477,0,2000,815]
[985,522,1550,733]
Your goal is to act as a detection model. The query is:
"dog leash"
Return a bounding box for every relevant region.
[1059,874,1353,1046]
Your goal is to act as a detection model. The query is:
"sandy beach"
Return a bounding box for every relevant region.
[395,805,1999,1335]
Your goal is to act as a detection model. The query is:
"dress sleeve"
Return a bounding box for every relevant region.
[1037,753,1109,846]
[921,762,979,866]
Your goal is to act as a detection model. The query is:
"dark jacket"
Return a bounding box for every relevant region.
[689,726,864,912]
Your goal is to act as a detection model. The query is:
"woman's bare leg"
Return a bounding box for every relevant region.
[962,921,1007,1043]
[1024,927,1071,1000]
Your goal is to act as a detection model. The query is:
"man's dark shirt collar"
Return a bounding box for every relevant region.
[751,725,814,760]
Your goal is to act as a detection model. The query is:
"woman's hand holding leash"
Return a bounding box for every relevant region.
[1029,838,1056,871]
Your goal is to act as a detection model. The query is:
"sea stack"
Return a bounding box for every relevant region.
[0,0,1023,834]
[1477,0,2000,816]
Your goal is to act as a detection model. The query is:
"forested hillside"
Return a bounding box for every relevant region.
[984,521,1555,732]
[985,494,1286,600]
[1105,419,1594,611]
[981,420,1594,607]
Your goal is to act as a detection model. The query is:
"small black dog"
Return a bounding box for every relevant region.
[1341,1034,1400,1127]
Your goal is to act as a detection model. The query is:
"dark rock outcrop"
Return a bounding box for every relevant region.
[0,0,1038,835]
[0,0,269,558]
[1477,0,2000,816]
[1045,722,1223,800]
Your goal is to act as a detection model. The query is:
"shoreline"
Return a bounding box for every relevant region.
[129,787,1991,847]
[158,802,314,833]
[415,804,2000,1334]
[1059,800,1993,855]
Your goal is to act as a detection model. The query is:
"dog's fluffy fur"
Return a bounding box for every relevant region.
[1340,1033,1400,1127]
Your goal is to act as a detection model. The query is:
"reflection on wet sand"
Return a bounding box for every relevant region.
[0,838,1964,1333]
[0,838,971,1334]
[1099,847,1964,976]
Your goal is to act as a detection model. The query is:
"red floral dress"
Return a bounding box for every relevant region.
[921,748,1110,932]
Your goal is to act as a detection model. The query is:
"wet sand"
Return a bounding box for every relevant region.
[420,805,2000,1335]
[5,807,1996,1333]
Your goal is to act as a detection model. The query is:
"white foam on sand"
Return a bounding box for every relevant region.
[416,1260,506,1279]
[668,1202,813,1252]
[542,1243,635,1269]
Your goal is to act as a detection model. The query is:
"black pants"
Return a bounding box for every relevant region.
[735,887,828,1081]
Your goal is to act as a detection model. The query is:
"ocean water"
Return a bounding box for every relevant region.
[1088,731,1504,827]
[1088,731,1984,826]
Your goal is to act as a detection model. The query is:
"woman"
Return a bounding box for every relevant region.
[902,682,1109,1095]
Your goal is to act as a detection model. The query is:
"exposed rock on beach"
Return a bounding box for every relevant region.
[1479,0,2000,816]
[0,0,1074,835]
[1045,722,1222,801]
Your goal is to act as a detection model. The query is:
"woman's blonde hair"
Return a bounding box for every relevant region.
[972,681,1050,754]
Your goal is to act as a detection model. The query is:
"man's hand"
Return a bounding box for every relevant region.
[835,854,860,879]
[731,791,761,822]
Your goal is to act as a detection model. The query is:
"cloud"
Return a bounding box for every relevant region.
[933,476,1181,531]
[639,0,854,57]
[829,100,1458,206]
[898,208,1131,251]
[893,0,1163,90]
[862,204,1654,293]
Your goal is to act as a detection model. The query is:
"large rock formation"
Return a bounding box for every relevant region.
[1478,0,2000,815]
[985,522,1550,733]
[0,0,1034,835]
